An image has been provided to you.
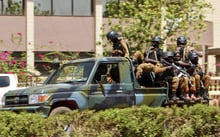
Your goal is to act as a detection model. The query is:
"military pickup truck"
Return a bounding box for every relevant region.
[0,57,208,116]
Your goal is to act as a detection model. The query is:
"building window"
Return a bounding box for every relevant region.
[34,0,93,16]
[34,0,52,16]
[0,0,93,16]
[73,0,92,16]
[0,0,24,15]
[53,0,72,16]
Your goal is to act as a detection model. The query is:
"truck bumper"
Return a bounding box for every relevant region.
[0,106,51,117]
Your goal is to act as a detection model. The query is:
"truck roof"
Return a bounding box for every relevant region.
[64,57,129,64]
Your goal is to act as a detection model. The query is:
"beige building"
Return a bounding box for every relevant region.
[206,0,220,75]
[0,0,219,75]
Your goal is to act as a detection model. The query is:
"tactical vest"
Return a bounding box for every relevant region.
[145,47,163,62]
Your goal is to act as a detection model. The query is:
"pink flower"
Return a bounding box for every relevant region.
[8,72,14,74]
[48,41,53,44]
[6,51,12,54]
[38,54,44,59]
[17,32,22,35]
[20,61,26,67]
[9,60,17,65]
[77,51,81,53]
[0,52,8,62]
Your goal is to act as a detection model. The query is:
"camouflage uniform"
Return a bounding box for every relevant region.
[173,52,191,100]
[189,64,210,99]
[177,45,195,63]
[160,61,180,100]
[106,31,130,57]
[111,38,130,57]
[159,51,181,101]
[188,52,210,100]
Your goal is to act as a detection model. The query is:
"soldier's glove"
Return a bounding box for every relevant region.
[190,63,197,69]
[198,71,204,77]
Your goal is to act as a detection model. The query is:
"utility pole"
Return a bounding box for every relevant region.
[161,1,167,52]
[95,0,103,57]
[25,0,35,73]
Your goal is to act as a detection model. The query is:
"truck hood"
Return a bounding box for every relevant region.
[5,83,86,96]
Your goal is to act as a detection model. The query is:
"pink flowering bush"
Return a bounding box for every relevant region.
[0,51,28,83]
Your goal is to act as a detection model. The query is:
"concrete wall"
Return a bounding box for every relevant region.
[0,16,95,52]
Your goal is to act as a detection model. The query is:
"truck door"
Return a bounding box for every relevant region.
[88,61,134,110]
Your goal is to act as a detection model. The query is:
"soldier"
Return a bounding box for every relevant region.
[159,51,180,101]
[176,36,202,63]
[173,51,193,101]
[106,30,130,57]
[144,36,163,64]
[132,51,144,74]
[135,36,171,87]
[188,52,210,100]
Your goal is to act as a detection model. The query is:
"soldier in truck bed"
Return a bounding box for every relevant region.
[106,30,130,57]
[134,36,172,87]
[159,51,180,101]
[173,51,197,101]
[176,36,202,63]
[188,52,210,100]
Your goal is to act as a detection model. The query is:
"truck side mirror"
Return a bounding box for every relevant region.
[53,62,60,70]
[52,58,60,70]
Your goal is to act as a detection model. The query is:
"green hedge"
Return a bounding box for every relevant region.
[0,104,219,137]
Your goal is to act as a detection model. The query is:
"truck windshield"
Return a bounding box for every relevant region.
[50,61,95,84]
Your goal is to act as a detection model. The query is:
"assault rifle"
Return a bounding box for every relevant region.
[160,59,192,85]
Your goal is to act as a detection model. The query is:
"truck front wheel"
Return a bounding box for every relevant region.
[49,106,72,116]
[49,107,73,136]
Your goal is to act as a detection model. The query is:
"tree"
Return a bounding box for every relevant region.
[101,0,212,55]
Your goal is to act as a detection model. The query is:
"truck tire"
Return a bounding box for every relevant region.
[49,106,72,116]
[50,107,73,136]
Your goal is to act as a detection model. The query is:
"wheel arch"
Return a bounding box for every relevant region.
[50,100,79,114]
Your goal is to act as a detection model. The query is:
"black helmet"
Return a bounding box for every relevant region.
[152,36,162,44]
[177,36,187,45]
[106,30,119,40]
[189,52,198,61]
[163,51,174,59]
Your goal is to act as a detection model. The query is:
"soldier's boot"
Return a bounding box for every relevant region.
[191,93,200,101]
[203,89,210,100]
[195,90,202,100]
[171,92,180,101]
[179,92,190,101]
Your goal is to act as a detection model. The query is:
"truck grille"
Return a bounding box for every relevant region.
[5,95,28,106]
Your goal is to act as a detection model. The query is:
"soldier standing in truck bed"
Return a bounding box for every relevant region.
[176,36,202,63]
[106,30,130,57]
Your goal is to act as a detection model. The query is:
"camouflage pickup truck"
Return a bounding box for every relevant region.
[0,57,208,116]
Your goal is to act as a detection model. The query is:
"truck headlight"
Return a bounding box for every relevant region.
[1,95,5,106]
[29,94,52,104]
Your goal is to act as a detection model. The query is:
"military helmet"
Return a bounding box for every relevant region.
[189,52,198,61]
[163,51,174,59]
[106,30,119,40]
[152,36,162,44]
[177,36,187,45]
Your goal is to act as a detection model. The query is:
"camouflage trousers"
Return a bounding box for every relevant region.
[177,76,197,93]
[194,74,211,91]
